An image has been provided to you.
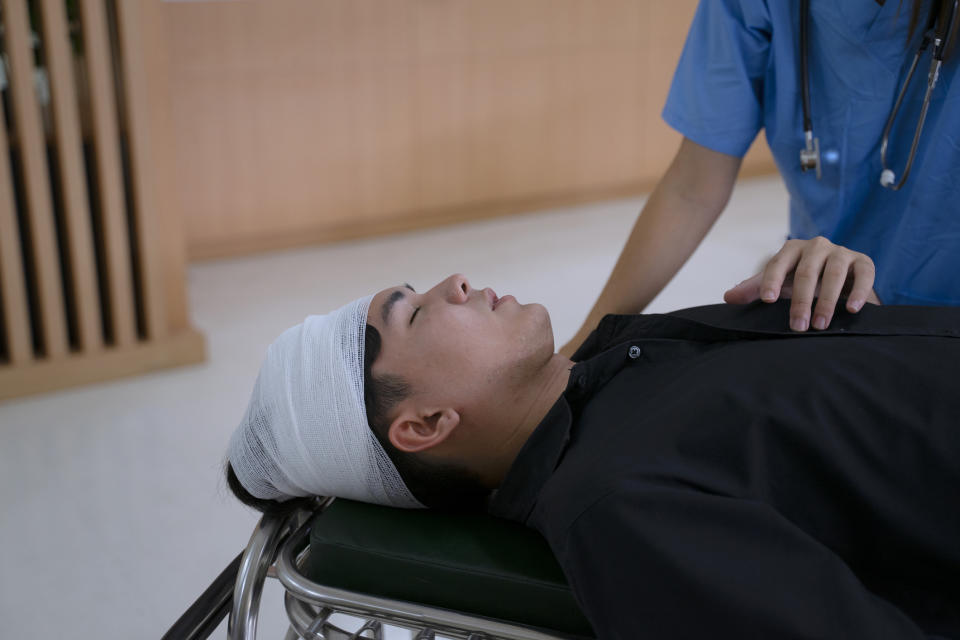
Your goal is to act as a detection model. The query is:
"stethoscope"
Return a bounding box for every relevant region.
[799,0,959,189]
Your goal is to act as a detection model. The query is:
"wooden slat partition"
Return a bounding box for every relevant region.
[0,0,205,402]
[1,0,69,358]
[0,95,32,365]
[114,0,166,341]
[40,0,103,353]
[78,0,137,347]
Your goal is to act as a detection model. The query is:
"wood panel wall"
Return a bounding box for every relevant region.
[163,1,776,260]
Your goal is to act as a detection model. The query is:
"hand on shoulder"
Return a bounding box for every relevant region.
[724,237,881,332]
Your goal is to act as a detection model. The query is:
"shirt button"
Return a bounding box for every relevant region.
[628,345,642,359]
[577,374,588,388]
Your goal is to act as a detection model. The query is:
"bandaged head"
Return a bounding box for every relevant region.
[228,294,424,508]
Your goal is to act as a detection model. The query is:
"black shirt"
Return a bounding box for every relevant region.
[489,301,960,639]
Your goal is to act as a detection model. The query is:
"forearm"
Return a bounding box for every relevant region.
[571,139,742,342]
[587,180,722,318]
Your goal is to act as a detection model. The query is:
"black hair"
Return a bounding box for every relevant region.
[224,461,315,517]
[224,324,490,513]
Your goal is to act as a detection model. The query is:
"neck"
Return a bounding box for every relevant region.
[477,353,574,488]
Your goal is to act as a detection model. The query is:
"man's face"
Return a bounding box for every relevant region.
[366,274,555,409]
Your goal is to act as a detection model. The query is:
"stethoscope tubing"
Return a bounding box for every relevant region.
[879,48,933,190]
[801,0,959,189]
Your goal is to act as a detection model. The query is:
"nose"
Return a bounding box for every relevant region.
[444,274,470,303]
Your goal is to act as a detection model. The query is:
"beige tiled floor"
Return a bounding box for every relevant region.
[0,174,788,639]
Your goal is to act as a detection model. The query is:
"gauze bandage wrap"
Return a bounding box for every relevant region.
[228,295,424,509]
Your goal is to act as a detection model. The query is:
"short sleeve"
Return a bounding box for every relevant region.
[662,0,772,158]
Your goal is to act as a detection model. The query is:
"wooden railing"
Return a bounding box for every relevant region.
[0,0,203,402]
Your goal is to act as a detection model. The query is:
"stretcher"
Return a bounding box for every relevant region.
[165,497,595,639]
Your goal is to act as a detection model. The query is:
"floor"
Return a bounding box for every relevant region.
[0,174,788,639]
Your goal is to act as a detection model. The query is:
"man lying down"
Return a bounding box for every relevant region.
[226,273,960,639]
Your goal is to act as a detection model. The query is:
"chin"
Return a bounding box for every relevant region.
[527,303,556,354]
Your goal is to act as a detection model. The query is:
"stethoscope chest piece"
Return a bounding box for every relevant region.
[800,130,822,180]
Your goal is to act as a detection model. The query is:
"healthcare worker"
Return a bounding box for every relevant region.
[563,0,960,354]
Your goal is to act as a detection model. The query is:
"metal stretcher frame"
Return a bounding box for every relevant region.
[193,497,578,640]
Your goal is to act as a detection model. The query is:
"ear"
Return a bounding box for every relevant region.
[387,407,460,453]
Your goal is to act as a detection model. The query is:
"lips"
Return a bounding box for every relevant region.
[486,288,498,310]
[484,287,513,310]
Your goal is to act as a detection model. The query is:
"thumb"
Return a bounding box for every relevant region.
[724,273,763,304]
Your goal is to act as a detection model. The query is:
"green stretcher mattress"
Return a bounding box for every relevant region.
[304,499,595,638]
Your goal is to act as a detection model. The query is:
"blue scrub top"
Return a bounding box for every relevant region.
[663,0,960,305]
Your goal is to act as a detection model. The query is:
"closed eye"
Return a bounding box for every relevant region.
[410,306,421,325]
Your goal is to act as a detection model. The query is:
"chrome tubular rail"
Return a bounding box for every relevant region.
[284,593,359,640]
[229,498,334,640]
[229,511,293,640]
[275,516,573,640]
[227,514,308,640]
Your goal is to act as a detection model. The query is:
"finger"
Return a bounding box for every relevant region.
[789,240,832,331]
[760,241,805,303]
[811,253,851,329]
[845,257,877,312]
[724,273,764,304]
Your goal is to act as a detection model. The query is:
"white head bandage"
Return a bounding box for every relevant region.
[228,294,424,509]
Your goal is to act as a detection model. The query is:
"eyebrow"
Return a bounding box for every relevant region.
[381,283,416,325]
